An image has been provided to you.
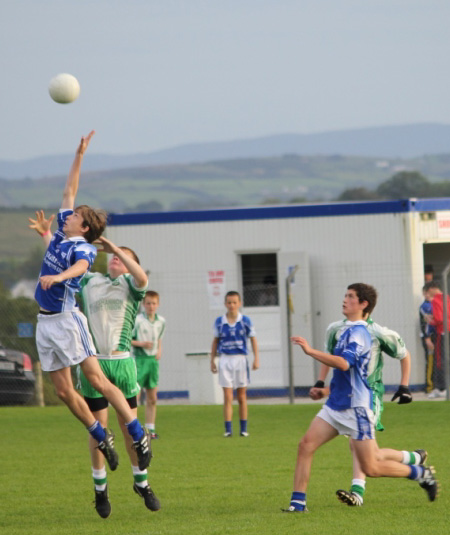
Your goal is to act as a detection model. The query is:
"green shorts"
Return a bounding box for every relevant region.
[371,381,385,432]
[136,356,159,389]
[79,357,140,399]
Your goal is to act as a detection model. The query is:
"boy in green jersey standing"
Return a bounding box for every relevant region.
[132,291,166,439]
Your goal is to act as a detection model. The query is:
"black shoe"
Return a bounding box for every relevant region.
[419,466,439,502]
[414,449,428,465]
[133,483,161,511]
[94,487,111,519]
[336,489,363,506]
[150,432,159,440]
[132,429,152,470]
[97,429,119,471]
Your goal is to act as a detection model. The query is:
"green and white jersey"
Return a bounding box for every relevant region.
[325,317,407,387]
[79,272,147,359]
[132,312,166,358]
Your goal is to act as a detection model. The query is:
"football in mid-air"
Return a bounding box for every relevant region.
[48,73,80,104]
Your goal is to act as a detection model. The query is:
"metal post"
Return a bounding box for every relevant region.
[286,265,299,404]
[441,263,450,400]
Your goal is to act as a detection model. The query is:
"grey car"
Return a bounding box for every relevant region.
[0,344,35,405]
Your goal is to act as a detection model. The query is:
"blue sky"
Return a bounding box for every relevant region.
[1,0,449,159]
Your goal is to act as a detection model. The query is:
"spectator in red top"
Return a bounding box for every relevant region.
[423,281,448,397]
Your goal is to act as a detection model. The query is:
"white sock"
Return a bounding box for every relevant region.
[132,465,149,488]
[145,423,155,431]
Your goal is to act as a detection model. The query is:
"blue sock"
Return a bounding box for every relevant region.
[408,465,424,480]
[240,419,247,434]
[225,421,232,434]
[290,491,307,511]
[87,421,106,443]
[125,418,144,442]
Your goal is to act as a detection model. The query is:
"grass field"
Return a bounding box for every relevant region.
[1,401,448,535]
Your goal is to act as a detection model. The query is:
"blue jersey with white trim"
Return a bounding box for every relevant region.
[326,321,373,411]
[35,209,97,312]
[214,313,256,355]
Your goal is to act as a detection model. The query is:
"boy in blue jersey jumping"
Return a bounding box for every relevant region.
[283,283,438,513]
[210,291,259,437]
[34,132,150,474]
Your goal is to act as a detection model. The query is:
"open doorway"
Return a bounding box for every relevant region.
[423,242,450,283]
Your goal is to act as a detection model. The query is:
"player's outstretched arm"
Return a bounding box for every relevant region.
[61,131,95,210]
[291,336,349,371]
[95,236,148,288]
[28,210,55,248]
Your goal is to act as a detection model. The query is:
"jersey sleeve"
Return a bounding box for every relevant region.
[124,273,147,301]
[158,317,166,340]
[70,242,97,269]
[213,317,221,338]
[372,323,407,360]
[57,209,72,232]
[242,315,256,337]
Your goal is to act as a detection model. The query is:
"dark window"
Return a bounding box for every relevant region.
[241,253,278,307]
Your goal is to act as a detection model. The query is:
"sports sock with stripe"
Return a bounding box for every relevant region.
[92,467,107,491]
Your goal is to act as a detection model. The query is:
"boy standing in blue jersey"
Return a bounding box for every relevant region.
[34,132,150,474]
[283,283,438,513]
[210,291,259,437]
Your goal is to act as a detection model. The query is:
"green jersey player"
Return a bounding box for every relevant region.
[311,316,426,507]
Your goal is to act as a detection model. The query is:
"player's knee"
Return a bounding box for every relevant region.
[298,435,315,456]
[359,460,380,478]
[55,384,73,403]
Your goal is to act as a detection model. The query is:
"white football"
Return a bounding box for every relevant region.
[48,73,80,104]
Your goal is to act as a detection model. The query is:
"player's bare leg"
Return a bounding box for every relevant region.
[50,367,96,426]
[293,416,338,492]
[145,387,158,438]
[283,416,337,512]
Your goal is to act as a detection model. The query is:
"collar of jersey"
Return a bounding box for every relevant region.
[343,317,371,325]
[144,312,159,322]
[61,235,87,243]
[222,312,243,325]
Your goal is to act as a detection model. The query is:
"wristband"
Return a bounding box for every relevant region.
[314,380,325,388]
[41,230,51,237]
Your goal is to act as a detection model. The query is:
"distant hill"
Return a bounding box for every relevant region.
[2,123,450,180]
[2,152,450,212]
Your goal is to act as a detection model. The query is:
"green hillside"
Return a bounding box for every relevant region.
[4,153,449,212]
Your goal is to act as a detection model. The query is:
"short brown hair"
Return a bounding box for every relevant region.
[75,205,107,243]
[145,290,159,301]
[119,246,140,264]
[347,283,378,316]
[225,291,241,301]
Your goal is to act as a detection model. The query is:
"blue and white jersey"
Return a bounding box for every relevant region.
[214,313,256,355]
[419,300,435,338]
[35,209,97,312]
[326,320,372,411]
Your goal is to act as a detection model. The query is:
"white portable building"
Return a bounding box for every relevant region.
[107,198,450,400]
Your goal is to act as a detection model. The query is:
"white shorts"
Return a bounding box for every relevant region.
[36,310,96,372]
[317,404,375,440]
[218,354,249,389]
